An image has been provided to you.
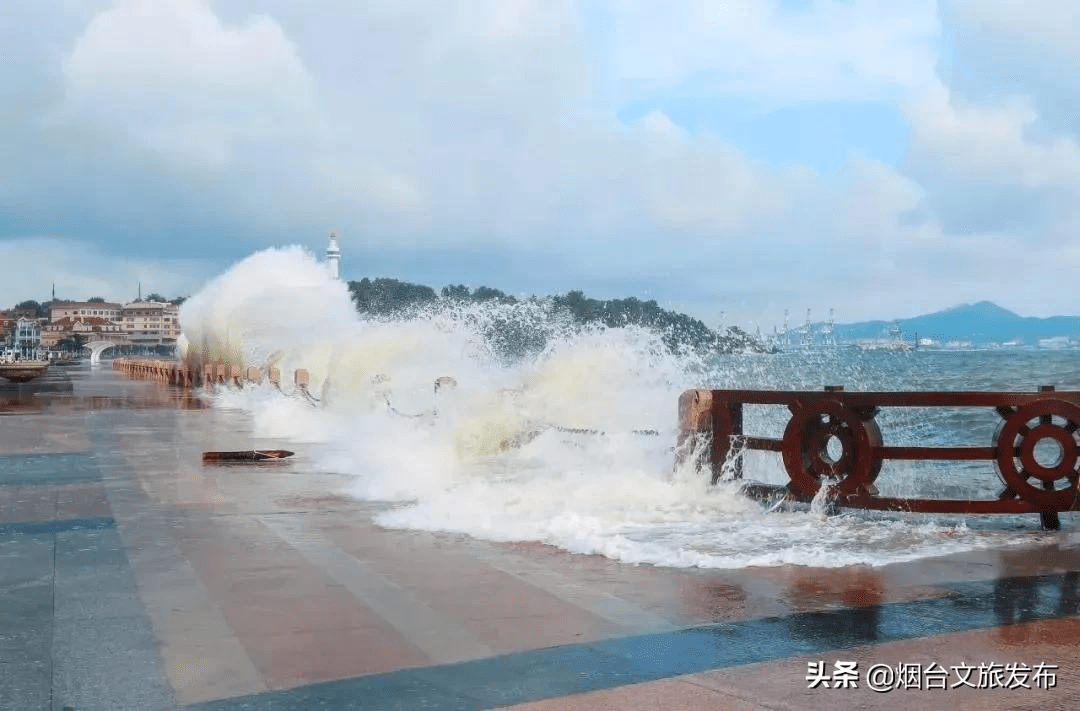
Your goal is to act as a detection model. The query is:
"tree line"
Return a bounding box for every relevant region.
[6,295,188,319]
[348,279,518,313]
[346,277,769,356]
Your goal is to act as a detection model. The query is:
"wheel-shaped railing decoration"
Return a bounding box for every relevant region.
[994,400,1080,509]
[675,385,1080,530]
[782,400,882,499]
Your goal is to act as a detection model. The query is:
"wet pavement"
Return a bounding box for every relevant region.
[2,365,1080,710]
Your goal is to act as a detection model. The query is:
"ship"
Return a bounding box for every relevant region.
[856,321,914,352]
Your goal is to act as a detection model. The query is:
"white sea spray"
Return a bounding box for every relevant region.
[185,247,1042,568]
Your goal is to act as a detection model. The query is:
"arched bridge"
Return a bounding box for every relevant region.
[86,341,123,364]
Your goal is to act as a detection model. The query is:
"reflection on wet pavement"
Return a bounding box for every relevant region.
[1,364,1079,709]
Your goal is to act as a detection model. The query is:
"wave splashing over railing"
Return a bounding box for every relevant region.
[181,247,1046,568]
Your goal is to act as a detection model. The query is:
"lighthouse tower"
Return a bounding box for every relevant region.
[326,231,341,279]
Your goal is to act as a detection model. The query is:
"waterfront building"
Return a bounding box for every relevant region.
[9,317,41,357]
[0,314,13,344]
[41,316,130,350]
[121,300,180,350]
[50,301,122,322]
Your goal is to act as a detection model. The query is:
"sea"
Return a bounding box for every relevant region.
[171,247,1080,569]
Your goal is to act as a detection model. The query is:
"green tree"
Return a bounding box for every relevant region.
[346,278,769,356]
[57,333,87,353]
[549,290,763,355]
[14,300,48,318]
[348,278,437,315]
[471,286,516,303]
[441,284,471,300]
[87,296,106,303]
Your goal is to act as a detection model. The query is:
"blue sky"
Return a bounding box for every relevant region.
[3,0,1080,328]
[617,98,910,174]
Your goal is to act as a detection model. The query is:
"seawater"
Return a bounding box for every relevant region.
[180,247,1079,568]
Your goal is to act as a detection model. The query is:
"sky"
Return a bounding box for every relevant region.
[3,0,1080,330]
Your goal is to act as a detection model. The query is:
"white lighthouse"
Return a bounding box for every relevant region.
[326,231,341,279]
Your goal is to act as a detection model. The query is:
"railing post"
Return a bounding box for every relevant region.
[1038,385,1061,531]
[710,396,744,484]
[676,389,713,474]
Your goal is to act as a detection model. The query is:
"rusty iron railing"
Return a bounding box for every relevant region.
[677,385,1080,530]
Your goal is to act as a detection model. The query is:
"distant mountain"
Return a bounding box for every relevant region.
[832,301,1080,345]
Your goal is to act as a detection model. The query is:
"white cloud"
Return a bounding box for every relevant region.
[4,0,1080,325]
[54,0,322,169]
[601,0,939,105]
[42,0,942,254]
[906,84,1080,189]
[0,238,215,306]
[618,110,798,237]
[833,155,930,244]
[937,0,1080,141]
[900,82,1080,239]
[946,0,1080,63]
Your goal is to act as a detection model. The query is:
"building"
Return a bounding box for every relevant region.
[41,316,130,350]
[10,317,41,357]
[0,313,14,345]
[50,301,122,322]
[121,300,181,350]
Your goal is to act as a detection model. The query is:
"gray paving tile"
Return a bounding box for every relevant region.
[0,452,101,486]
[0,516,115,537]
[55,527,129,571]
[0,534,54,586]
[0,578,53,711]
[0,584,54,637]
[51,607,175,711]
[48,521,175,710]
[0,660,51,711]
[53,529,146,624]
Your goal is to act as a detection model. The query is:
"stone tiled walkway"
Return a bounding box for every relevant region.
[2,367,1079,709]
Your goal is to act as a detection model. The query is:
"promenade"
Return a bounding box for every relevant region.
[2,365,1079,710]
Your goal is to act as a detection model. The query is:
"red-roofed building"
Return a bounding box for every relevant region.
[0,313,16,345]
[41,316,130,350]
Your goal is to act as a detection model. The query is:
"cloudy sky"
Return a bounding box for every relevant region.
[3,0,1079,328]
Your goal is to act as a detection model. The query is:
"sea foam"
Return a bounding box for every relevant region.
[182,247,1041,568]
